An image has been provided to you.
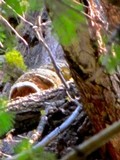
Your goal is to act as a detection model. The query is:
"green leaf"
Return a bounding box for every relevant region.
[0,112,14,136]
[41,109,45,116]
[28,0,43,11]
[5,0,24,15]
[20,0,30,13]
[53,14,77,45]
[114,44,120,61]
[0,24,17,53]
[33,147,56,160]
[100,44,120,73]
[14,139,32,154]
[46,0,85,45]
[0,99,14,136]
[0,26,6,43]
[14,146,56,160]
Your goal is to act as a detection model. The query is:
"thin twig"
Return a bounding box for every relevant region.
[33,15,69,91]
[1,0,33,27]
[0,41,4,48]
[0,151,12,158]
[29,116,48,144]
[2,0,51,29]
[0,15,28,46]
[33,103,82,147]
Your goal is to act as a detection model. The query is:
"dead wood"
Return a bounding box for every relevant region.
[7,82,78,135]
[0,82,94,159]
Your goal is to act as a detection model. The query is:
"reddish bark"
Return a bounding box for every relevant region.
[61,0,120,159]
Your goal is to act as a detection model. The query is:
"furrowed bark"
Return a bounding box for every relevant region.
[67,9,120,160]
[46,0,120,159]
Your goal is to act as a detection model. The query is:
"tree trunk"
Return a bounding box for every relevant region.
[50,0,120,159]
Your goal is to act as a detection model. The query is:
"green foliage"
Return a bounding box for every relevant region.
[0,0,43,54]
[4,33,17,51]
[2,0,43,16]
[14,137,56,160]
[0,23,17,55]
[32,147,56,160]
[5,0,26,15]
[0,26,6,44]
[4,49,27,71]
[100,44,120,73]
[45,0,85,45]
[19,0,30,13]
[14,145,56,160]
[100,32,120,73]
[4,0,42,14]
[14,139,32,154]
[27,0,43,11]
[0,98,14,136]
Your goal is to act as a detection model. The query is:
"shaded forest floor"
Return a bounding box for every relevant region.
[0,81,101,160]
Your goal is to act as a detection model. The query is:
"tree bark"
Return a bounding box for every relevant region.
[47,0,120,159]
